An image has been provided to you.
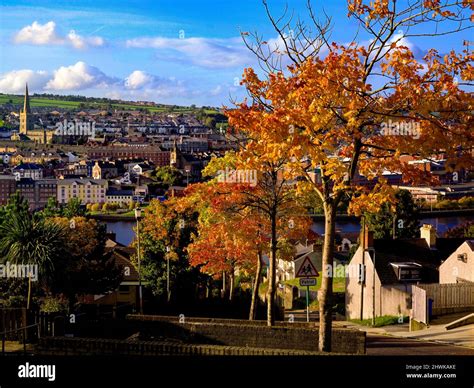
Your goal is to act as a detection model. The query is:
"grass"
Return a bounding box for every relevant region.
[350,315,409,327]
[0,94,220,114]
[88,210,137,217]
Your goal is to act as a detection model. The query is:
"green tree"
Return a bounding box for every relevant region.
[0,210,65,308]
[41,197,60,218]
[364,190,420,239]
[204,116,217,129]
[138,199,206,303]
[153,166,182,188]
[48,217,123,310]
[63,197,85,218]
[444,222,474,238]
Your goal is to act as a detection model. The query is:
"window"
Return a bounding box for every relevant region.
[399,268,421,281]
[390,262,422,282]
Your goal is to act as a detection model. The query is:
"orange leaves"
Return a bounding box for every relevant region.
[347,0,391,19]
[348,182,396,216]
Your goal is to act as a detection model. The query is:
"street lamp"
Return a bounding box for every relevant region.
[135,207,144,315]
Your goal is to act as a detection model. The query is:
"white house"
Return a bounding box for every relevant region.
[439,240,474,284]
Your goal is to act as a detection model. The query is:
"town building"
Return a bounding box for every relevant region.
[106,188,133,205]
[0,175,16,205]
[345,225,466,320]
[12,163,43,180]
[57,178,108,205]
[13,84,54,144]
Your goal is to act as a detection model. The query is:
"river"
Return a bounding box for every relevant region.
[105,215,473,247]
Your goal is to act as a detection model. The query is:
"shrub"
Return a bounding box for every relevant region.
[40,297,67,313]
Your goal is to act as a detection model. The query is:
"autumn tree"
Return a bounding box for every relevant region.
[235,0,473,351]
[200,149,312,325]
[138,198,206,303]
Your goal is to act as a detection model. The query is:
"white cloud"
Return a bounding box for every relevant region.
[14,21,105,49]
[14,21,62,45]
[67,30,105,49]
[0,64,205,103]
[126,36,253,69]
[0,69,49,93]
[45,61,115,90]
[122,70,191,99]
[124,70,155,89]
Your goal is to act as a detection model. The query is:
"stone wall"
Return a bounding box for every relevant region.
[126,315,365,354]
[39,337,320,356]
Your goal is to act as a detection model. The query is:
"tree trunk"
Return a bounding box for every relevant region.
[221,271,226,299]
[319,203,336,352]
[249,251,262,320]
[229,266,234,301]
[267,211,277,326]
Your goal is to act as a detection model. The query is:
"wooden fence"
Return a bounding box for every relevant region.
[422,283,474,315]
[0,308,27,340]
[0,308,65,342]
[412,283,474,323]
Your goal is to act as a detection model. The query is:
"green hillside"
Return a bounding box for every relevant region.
[0,94,219,114]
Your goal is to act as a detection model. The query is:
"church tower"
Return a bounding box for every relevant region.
[170,138,179,167]
[19,83,34,134]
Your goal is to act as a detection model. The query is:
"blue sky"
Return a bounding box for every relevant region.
[0,0,469,106]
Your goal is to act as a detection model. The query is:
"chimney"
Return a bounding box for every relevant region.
[420,224,436,249]
[360,225,374,249]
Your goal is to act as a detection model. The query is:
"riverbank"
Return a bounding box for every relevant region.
[88,213,136,221]
[309,208,474,221]
[90,208,474,223]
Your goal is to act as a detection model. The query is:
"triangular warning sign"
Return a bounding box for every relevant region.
[296,257,319,278]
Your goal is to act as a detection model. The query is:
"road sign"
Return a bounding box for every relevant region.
[299,278,317,287]
[295,257,319,278]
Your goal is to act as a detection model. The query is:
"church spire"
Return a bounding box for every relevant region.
[23,83,31,113]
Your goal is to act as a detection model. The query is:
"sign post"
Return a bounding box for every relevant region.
[296,257,319,323]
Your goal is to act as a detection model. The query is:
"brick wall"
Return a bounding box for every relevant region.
[126,315,365,354]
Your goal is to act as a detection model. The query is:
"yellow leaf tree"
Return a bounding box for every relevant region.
[233,0,473,351]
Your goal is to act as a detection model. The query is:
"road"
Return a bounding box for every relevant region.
[366,334,474,355]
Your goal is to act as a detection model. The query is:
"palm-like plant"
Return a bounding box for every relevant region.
[0,210,66,308]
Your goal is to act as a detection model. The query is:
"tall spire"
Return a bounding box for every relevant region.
[23,83,31,113]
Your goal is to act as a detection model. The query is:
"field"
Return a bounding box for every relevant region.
[0,94,219,114]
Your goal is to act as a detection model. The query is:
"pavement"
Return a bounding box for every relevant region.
[336,315,474,355]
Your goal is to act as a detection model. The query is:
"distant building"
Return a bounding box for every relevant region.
[16,178,35,207]
[13,163,43,180]
[34,179,58,209]
[57,178,108,204]
[86,146,170,166]
[89,161,118,179]
[106,188,133,205]
[14,84,54,144]
[0,175,16,205]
